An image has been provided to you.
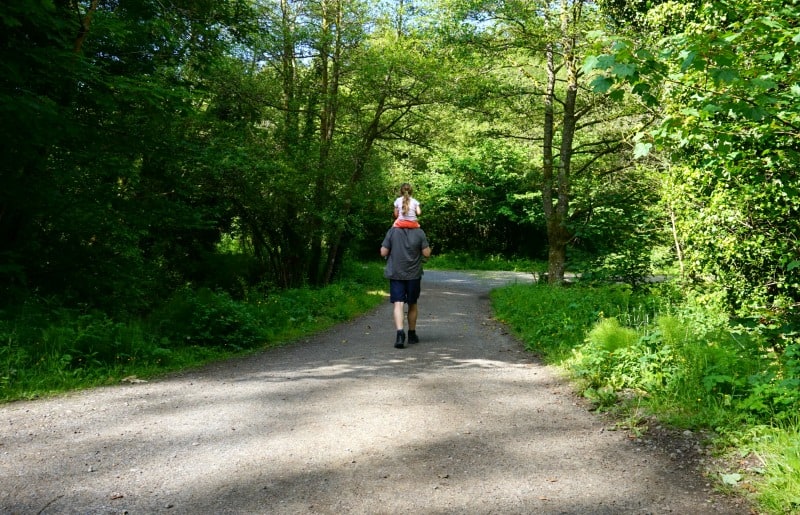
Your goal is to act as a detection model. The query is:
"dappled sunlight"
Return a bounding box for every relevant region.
[2,364,672,513]
[438,290,472,296]
[1,271,743,514]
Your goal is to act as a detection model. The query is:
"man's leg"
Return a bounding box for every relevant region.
[389,280,406,348]
[407,303,419,344]
[393,301,405,330]
[393,300,406,348]
[407,303,418,331]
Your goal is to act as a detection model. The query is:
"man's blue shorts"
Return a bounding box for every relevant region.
[389,278,421,304]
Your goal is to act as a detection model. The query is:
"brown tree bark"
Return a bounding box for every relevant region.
[73,0,99,54]
[541,0,583,285]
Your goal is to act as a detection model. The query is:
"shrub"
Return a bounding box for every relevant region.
[491,283,641,362]
[569,317,678,400]
[150,287,264,351]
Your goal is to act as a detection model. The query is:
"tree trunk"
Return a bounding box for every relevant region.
[542,39,568,284]
[280,0,299,151]
[73,0,99,54]
[541,0,583,285]
[306,0,344,286]
[547,223,568,282]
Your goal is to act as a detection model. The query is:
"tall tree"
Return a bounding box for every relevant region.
[236,0,446,287]
[589,0,800,313]
[438,0,656,283]
[0,0,256,309]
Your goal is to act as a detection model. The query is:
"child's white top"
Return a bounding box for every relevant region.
[394,196,420,222]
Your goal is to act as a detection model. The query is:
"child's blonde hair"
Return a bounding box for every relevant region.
[399,183,413,216]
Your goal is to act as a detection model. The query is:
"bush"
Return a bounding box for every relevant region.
[490,282,650,362]
[492,278,800,511]
[1,260,387,402]
[150,287,265,351]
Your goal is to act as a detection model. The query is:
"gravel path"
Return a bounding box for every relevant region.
[1,270,751,514]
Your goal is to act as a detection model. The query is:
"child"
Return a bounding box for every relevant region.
[393,182,421,229]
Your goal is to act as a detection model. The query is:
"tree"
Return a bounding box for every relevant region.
[589,0,800,314]
[231,0,448,287]
[437,0,657,283]
[0,0,257,309]
[420,141,546,257]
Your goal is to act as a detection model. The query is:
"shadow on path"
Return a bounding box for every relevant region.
[0,271,749,514]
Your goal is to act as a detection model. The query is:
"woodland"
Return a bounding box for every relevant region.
[1,0,799,512]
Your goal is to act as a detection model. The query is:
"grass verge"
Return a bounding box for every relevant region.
[0,261,387,403]
[427,252,546,273]
[491,280,799,514]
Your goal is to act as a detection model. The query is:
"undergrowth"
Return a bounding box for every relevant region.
[0,261,387,402]
[491,280,800,514]
[428,252,546,273]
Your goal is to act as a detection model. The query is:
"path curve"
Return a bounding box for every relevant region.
[1,271,750,514]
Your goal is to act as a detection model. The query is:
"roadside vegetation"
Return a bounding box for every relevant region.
[427,253,545,273]
[2,1,798,513]
[490,269,800,514]
[0,261,386,403]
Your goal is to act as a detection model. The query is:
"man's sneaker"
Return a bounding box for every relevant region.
[408,331,419,344]
[394,330,406,349]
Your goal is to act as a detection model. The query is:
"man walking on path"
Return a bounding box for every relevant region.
[380,225,431,348]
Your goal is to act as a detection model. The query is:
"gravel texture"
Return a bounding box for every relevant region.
[0,270,753,514]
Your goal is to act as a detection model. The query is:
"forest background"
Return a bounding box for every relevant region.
[1,0,798,512]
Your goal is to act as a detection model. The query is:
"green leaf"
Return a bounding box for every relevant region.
[679,50,697,72]
[0,13,23,28]
[590,76,614,93]
[631,82,651,95]
[581,54,616,73]
[633,142,652,159]
[721,473,743,485]
[751,77,777,90]
[597,54,616,68]
[609,89,625,101]
[611,40,630,52]
[641,93,659,106]
[611,63,636,78]
[634,48,655,61]
[714,51,736,67]
[582,55,600,73]
[759,17,782,29]
[788,261,800,271]
[742,105,767,121]
[711,67,739,84]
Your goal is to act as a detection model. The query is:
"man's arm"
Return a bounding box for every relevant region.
[380,246,390,258]
[422,246,431,258]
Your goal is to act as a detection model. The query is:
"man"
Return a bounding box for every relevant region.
[380,225,431,349]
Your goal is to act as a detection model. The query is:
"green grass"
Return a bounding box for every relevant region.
[490,279,800,514]
[427,251,546,273]
[0,261,387,403]
[756,423,800,513]
[490,281,647,362]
